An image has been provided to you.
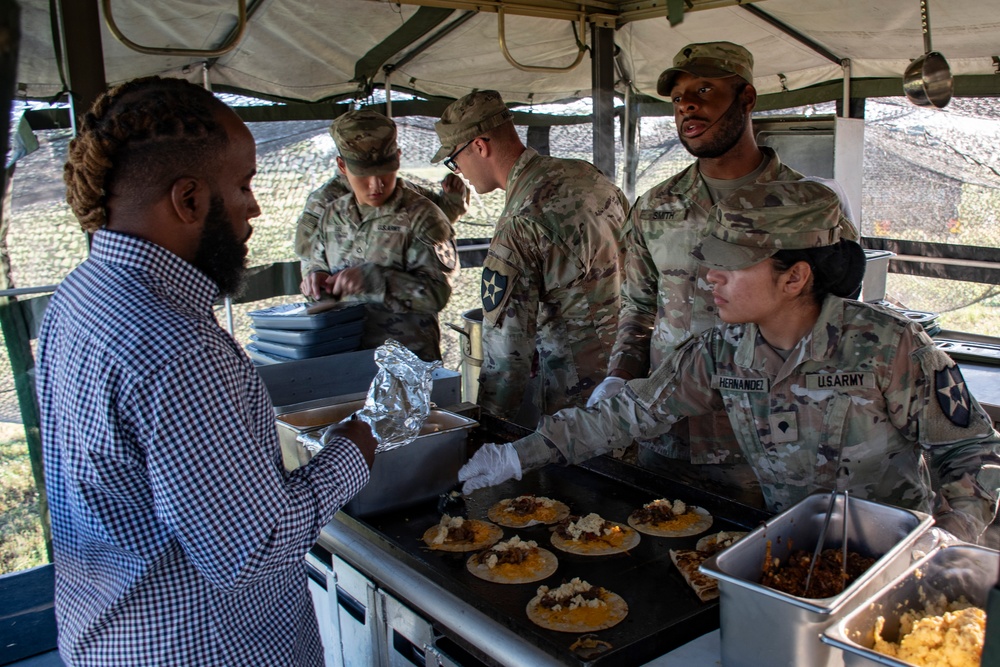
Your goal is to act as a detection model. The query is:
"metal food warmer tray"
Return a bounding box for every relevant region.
[316,415,771,666]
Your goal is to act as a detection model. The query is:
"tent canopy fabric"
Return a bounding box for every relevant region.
[16,0,1000,107]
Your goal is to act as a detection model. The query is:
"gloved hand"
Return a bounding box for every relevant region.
[457,443,522,494]
[586,376,626,409]
[934,510,983,544]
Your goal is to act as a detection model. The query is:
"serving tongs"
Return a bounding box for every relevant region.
[803,469,850,597]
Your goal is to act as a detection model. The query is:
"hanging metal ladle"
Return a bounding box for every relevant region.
[902,0,953,108]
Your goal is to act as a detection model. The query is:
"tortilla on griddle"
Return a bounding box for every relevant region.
[525,578,628,633]
[696,530,748,553]
[669,549,721,602]
[550,513,640,556]
[466,536,559,584]
[487,495,571,528]
[421,515,503,552]
[670,531,749,602]
[627,499,713,538]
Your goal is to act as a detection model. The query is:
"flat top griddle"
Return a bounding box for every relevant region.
[333,418,771,666]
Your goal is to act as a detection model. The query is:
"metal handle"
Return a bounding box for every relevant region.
[446,322,469,338]
[804,489,838,596]
[919,0,933,53]
[840,490,850,590]
[102,0,248,57]
[498,7,587,73]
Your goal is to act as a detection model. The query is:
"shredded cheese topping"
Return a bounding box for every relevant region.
[564,513,614,540]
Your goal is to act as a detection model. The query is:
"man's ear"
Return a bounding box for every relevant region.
[169,176,207,226]
[474,136,491,157]
[336,156,348,176]
[742,83,758,114]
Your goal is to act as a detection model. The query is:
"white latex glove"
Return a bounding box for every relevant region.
[586,376,626,409]
[457,443,522,494]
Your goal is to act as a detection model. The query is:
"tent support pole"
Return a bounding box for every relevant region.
[590,23,615,180]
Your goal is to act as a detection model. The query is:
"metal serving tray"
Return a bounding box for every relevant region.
[249,334,362,359]
[822,543,998,666]
[275,399,477,517]
[253,318,364,345]
[700,492,933,667]
[248,302,364,330]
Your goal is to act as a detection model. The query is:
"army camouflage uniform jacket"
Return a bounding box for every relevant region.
[611,148,815,464]
[479,148,628,423]
[294,173,467,260]
[517,297,1000,535]
[303,183,457,361]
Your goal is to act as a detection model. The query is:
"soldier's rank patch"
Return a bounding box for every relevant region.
[434,241,458,270]
[935,364,972,428]
[768,411,798,444]
[481,268,508,312]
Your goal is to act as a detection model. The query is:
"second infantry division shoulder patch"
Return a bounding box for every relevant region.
[935,364,971,428]
[481,267,508,312]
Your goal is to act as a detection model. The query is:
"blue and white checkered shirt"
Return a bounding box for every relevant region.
[37,230,370,666]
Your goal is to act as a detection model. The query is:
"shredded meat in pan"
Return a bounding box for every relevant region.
[761,547,876,598]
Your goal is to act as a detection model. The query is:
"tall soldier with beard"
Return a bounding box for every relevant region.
[39,76,377,666]
[585,42,858,505]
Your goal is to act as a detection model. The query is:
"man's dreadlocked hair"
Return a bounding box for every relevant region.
[64,76,231,232]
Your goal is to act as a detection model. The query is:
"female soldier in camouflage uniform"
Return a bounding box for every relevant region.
[459,180,1000,544]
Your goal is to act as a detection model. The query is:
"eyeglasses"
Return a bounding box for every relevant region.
[443,137,486,173]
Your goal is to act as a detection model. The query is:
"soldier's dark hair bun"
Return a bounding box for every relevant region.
[772,239,866,302]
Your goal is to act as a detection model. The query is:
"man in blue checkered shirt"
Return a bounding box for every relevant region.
[37,76,377,666]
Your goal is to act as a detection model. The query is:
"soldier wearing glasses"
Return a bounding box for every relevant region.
[432,90,628,426]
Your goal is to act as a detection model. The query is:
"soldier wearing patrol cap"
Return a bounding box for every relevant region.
[460,180,1000,545]
[293,148,468,262]
[301,109,457,361]
[588,41,859,506]
[432,90,628,426]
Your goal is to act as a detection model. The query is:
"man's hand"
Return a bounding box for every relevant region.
[301,271,331,300]
[441,173,469,202]
[323,419,377,470]
[326,266,365,298]
[457,443,522,494]
[586,376,626,408]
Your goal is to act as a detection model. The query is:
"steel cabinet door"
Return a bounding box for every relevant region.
[380,590,464,667]
[331,555,382,666]
[305,552,337,667]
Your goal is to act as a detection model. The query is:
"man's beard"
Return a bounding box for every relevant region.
[192,195,250,298]
[679,90,748,159]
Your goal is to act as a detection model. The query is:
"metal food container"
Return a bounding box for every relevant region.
[862,250,895,303]
[275,399,477,517]
[822,543,998,666]
[700,493,933,667]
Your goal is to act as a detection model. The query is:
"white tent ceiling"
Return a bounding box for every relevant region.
[15,0,1000,107]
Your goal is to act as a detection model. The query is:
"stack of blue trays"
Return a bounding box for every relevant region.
[245,302,366,365]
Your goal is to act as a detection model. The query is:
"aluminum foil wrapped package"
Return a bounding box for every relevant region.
[354,339,441,452]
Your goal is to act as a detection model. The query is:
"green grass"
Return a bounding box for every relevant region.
[0,422,47,574]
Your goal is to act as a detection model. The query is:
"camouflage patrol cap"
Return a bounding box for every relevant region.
[431,90,514,163]
[657,41,754,97]
[693,180,844,270]
[330,109,400,176]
